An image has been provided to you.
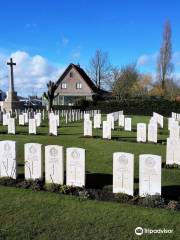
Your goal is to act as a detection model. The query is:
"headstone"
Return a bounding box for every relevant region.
[0,140,17,179]
[103,121,111,139]
[166,138,180,165]
[35,113,41,127]
[49,117,58,136]
[24,143,42,179]
[148,123,157,143]
[139,154,161,196]
[124,118,132,131]
[23,112,28,124]
[118,114,125,127]
[94,114,101,128]
[45,145,64,184]
[137,123,146,142]
[8,118,16,134]
[113,152,134,196]
[169,124,180,139]
[66,147,85,187]
[107,114,114,129]
[84,120,92,136]
[3,113,8,126]
[19,114,25,125]
[84,113,90,121]
[29,119,36,135]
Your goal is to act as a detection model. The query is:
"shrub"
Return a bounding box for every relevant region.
[165,164,180,169]
[77,188,91,200]
[0,177,17,186]
[166,200,180,211]
[16,180,34,189]
[114,193,132,203]
[59,185,77,194]
[88,189,115,202]
[139,195,165,208]
[45,183,60,193]
[29,179,44,191]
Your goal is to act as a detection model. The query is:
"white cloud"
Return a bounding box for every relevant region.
[0,51,64,97]
[137,52,158,67]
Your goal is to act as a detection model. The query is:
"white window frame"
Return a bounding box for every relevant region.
[61,82,67,89]
[76,82,82,89]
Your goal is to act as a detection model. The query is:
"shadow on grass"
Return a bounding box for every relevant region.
[86,173,112,189]
[162,185,180,200]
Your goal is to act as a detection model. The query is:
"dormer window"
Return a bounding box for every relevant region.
[70,72,73,78]
[61,82,67,89]
[76,82,82,89]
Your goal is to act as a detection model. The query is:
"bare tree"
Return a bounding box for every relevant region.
[157,20,173,94]
[112,63,140,100]
[88,49,111,89]
[43,80,59,111]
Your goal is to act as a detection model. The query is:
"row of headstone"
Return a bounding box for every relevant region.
[113,152,161,196]
[0,140,85,187]
[0,140,162,197]
[137,123,157,143]
[171,112,180,122]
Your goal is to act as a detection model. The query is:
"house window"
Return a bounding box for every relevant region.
[76,82,82,89]
[70,72,73,78]
[61,82,67,89]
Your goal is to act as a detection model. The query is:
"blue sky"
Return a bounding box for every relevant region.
[0,0,180,95]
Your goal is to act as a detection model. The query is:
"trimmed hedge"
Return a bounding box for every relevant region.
[86,99,180,116]
[53,99,180,116]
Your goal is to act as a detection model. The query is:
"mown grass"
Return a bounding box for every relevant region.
[0,115,179,239]
[0,186,179,240]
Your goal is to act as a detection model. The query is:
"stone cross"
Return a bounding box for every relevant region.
[7,58,16,92]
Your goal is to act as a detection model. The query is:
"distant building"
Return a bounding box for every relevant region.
[54,63,108,105]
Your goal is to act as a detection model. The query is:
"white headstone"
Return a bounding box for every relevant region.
[139,154,161,196]
[94,114,101,128]
[84,113,90,121]
[118,114,125,127]
[24,143,42,180]
[0,140,17,179]
[84,120,92,136]
[166,138,180,165]
[107,114,114,129]
[8,118,16,134]
[29,119,36,135]
[66,147,85,187]
[103,121,111,139]
[113,152,134,196]
[124,118,132,131]
[137,123,146,142]
[45,145,64,184]
[148,123,157,143]
[49,117,58,136]
[169,124,180,139]
[19,114,25,125]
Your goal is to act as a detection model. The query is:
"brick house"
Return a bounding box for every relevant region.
[54,63,100,105]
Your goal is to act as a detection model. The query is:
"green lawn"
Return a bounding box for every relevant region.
[0,115,179,240]
[0,186,179,240]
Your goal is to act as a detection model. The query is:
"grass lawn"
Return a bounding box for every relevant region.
[0,115,179,239]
